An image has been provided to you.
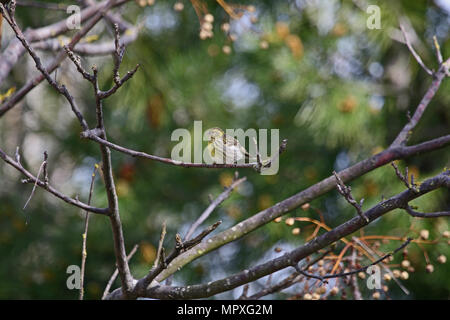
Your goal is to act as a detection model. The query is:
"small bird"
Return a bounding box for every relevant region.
[205,127,267,165]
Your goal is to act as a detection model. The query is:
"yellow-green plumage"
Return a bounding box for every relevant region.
[206,128,256,164]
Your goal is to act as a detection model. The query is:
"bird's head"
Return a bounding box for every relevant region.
[205,127,224,142]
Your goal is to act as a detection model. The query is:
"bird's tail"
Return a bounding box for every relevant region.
[246,154,271,166]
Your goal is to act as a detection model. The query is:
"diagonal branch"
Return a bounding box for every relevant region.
[112,171,448,299]
[352,237,410,295]
[147,135,450,283]
[399,24,433,76]
[131,221,222,297]
[185,173,246,241]
[0,147,109,215]
[242,249,332,300]
[0,0,132,118]
[391,25,450,147]
[101,244,139,300]
[22,151,47,210]
[0,0,120,85]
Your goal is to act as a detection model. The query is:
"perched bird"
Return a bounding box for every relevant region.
[205,127,268,165]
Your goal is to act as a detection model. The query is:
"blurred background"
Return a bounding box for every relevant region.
[0,0,449,299]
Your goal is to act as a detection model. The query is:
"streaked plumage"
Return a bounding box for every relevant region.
[205,127,251,164]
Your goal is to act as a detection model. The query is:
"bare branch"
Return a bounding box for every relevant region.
[79,164,99,300]
[147,134,450,283]
[390,49,450,147]
[433,36,443,65]
[107,171,448,299]
[333,171,369,223]
[81,131,289,170]
[350,249,363,300]
[32,26,140,56]
[130,221,222,298]
[0,147,109,214]
[153,222,167,270]
[403,205,450,218]
[23,151,47,210]
[294,239,411,282]
[0,2,90,129]
[102,244,139,300]
[242,249,332,300]
[391,162,419,192]
[185,174,246,240]
[0,0,132,118]
[399,24,433,76]
[352,237,410,295]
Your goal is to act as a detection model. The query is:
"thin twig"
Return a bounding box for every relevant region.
[350,248,363,300]
[102,244,139,300]
[23,152,47,210]
[399,24,433,76]
[238,284,249,299]
[333,171,369,223]
[391,162,419,192]
[135,221,222,294]
[185,174,246,240]
[403,205,450,218]
[433,36,443,64]
[153,222,167,269]
[79,163,100,300]
[294,238,412,282]
[0,2,89,130]
[252,137,262,172]
[0,147,109,214]
[352,237,410,295]
[391,54,450,146]
[242,249,332,300]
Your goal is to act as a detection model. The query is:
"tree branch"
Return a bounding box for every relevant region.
[79,164,99,300]
[391,25,450,147]
[115,171,447,299]
[80,131,288,170]
[185,173,246,241]
[0,0,132,118]
[102,244,139,300]
[143,135,450,283]
[399,24,433,76]
[0,147,109,214]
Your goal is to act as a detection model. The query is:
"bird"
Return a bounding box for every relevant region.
[205,127,269,165]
